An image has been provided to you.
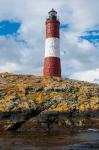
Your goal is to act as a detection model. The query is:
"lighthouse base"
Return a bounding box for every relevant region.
[43,57,61,77]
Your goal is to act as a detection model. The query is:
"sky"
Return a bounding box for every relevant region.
[0,0,99,83]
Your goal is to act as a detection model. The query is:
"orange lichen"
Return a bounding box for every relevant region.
[35,92,47,104]
[48,101,69,112]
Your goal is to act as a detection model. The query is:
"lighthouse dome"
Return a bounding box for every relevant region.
[48,8,57,20]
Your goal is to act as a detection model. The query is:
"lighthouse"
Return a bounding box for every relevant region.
[43,9,61,77]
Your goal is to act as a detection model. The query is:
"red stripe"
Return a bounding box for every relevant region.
[46,19,60,38]
[43,57,61,77]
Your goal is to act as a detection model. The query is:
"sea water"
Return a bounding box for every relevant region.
[0,129,99,150]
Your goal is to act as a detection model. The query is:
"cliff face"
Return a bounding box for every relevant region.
[0,72,99,131]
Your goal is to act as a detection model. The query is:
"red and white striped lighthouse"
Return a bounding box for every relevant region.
[43,9,61,77]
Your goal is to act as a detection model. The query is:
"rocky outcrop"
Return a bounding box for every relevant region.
[0,72,99,131]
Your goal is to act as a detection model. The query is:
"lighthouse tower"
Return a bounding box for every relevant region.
[43,9,61,77]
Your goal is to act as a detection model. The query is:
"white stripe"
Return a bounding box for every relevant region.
[45,38,60,58]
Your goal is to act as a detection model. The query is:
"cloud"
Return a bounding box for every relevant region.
[70,69,99,83]
[0,0,99,83]
[0,62,20,73]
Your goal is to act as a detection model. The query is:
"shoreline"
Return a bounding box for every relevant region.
[0,110,99,131]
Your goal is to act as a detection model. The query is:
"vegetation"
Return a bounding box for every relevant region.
[0,72,99,113]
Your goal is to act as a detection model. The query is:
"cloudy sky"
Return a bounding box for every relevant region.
[0,0,99,83]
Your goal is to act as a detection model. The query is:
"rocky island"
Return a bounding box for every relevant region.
[0,72,99,131]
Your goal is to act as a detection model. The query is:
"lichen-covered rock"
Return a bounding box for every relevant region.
[0,73,99,113]
[0,72,99,131]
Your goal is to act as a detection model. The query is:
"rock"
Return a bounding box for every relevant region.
[0,72,98,131]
